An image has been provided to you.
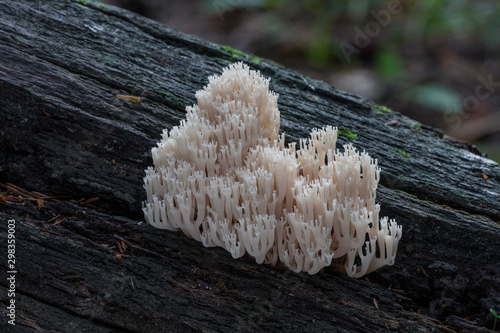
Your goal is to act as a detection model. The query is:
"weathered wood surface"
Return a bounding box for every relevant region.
[0,0,499,332]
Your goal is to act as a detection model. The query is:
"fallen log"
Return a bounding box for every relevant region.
[0,0,499,332]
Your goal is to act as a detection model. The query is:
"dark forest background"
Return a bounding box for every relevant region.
[104,0,500,162]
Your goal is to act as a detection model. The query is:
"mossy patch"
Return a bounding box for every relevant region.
[374,104,393,114]
[410,122,421,130]
[215,45,262,63]
[394,148,410,157]
[338,127,358,141]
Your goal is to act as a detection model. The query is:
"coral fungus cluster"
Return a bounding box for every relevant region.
[143,62,402,277]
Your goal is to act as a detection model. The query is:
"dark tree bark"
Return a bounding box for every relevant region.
[0,1,499,332]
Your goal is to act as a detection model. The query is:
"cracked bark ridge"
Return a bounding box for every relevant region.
[0,0,499,332]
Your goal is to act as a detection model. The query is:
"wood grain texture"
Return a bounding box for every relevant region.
[0,1,499,332]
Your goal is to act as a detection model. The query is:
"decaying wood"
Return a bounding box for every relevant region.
[0,0,499,332]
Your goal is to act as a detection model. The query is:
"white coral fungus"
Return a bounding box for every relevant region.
[143,62,402,277]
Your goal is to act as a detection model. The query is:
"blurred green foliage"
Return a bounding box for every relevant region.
[265,0,500,67]
[202,0,500,102]
[199,0,500,161]
[405,84,463,113]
